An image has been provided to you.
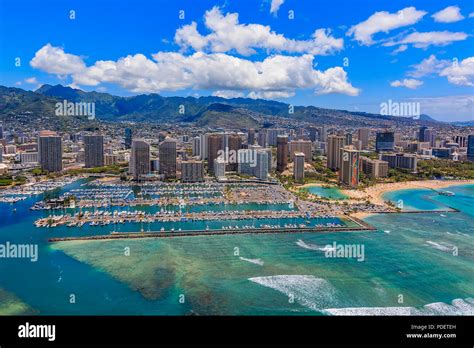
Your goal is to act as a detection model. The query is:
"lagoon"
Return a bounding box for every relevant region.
[302,184,348,200]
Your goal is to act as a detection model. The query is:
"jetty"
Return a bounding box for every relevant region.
[48,221,377,242]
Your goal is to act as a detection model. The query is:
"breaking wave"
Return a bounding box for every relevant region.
[425,240,456,252]
[296,239,335,252]
[239,257,264,266]
[248,275,338,311]
[324,298,474,316]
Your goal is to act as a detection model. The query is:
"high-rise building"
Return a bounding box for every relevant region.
[419,126,427,142]
[467,135,474,162]
[345,133,353,146]
[423,129,436,147]
[296,127,306,139]
[380,153,417,172]
[357,128,369,149]
[454,135,467,148]
[214,157,226,179]
[376,132,395,152]
[326,135,345,171]
[238,145,260,176]
[38,131,63,172]
[263,147,273,171]
[192,136,201,157]
[255,150,269,180]
[309,126,318,142]
[276,135,289,172]
[200,134,209,160]
[207,134,223,174]
[129,139,150,179]
[227,134,242,171]
[320,126,328,142]
[181,160,204,182]
[105,154,118,166]
[124,128,132,149]
[339,146,360,187]
[247,129,256,145]
[257,131,267,147]
[432,148,451,159]
[394,132,402,145]
[84,135,104,168]
[293,152,305,182]
[267,128,284,146]
[0,124,3,139]
[20,152,39,164]
[361,157,388,178]
[159,138,177,179]
[288,140,312,163]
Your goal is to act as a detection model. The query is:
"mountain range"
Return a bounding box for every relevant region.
[0,84,443,129]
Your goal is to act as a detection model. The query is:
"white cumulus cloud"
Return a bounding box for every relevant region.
[391,44,408,55]
[30,43,86,75]
[175,7,343,56]
[432,6,465,23]
[408,55,450,78]
[248,90,295,99]
[270,0,285,15]
[212,90,245,99]
[439,57,474,86]
[384,31,468,49]
[29,44,360,98]
[347,7,426,45]
[390,78,423,89]
[25,77,39,85]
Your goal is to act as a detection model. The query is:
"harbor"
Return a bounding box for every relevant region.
[0,177,78,203]
[26,179,407,242]
[48,219,377,242]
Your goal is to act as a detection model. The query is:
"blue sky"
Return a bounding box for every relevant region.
[0,0,473,121]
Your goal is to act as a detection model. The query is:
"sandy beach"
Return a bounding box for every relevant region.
[343,179,474,206]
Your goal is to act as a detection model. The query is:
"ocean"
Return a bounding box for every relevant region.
[0,182,473,315]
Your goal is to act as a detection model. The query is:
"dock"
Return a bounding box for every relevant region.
[48,222,377,242]
[366,207,460,214]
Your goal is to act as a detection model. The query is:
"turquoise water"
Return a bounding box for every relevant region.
[383,188,451,211]
[0,182,473,315]
[303,185,347,200]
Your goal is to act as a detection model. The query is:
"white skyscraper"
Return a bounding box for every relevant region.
[255,150,269,180]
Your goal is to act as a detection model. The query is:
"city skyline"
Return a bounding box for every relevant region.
[1,0,473,121]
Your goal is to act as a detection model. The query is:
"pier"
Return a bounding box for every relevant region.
[48,222,377,242]
[34,209,340,228]
[366,207,460,214]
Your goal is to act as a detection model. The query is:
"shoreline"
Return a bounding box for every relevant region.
[343,179,474,207]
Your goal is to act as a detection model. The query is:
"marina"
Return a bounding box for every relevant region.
[27,180,382,240]
[0,177,78,203]
[48,219,377,242]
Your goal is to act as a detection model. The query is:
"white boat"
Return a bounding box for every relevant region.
[438,190,455,196]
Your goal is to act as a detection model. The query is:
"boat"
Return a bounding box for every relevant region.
[438,190,455,196]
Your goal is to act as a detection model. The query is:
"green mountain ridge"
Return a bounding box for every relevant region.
[0,84,443,129]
